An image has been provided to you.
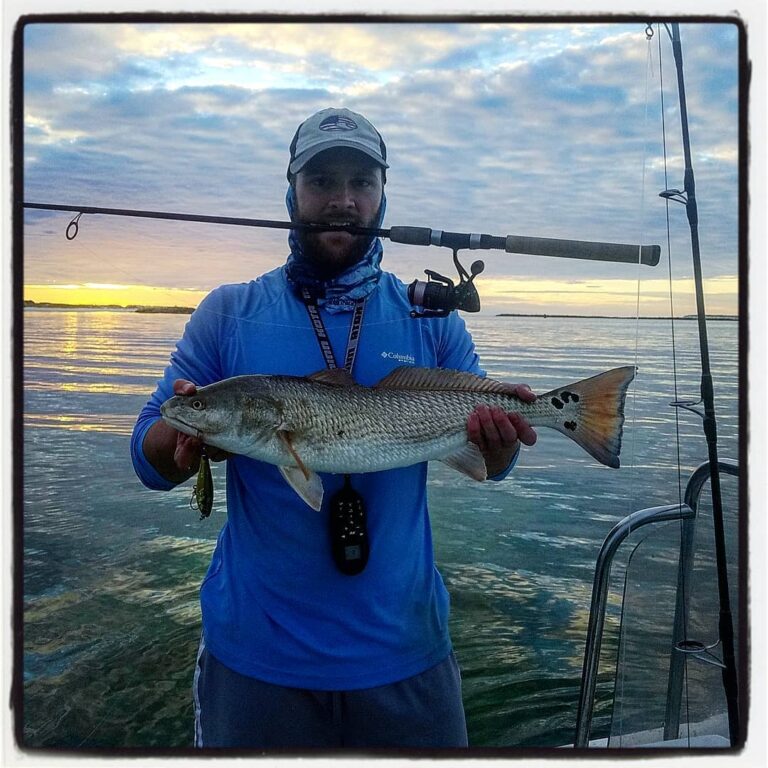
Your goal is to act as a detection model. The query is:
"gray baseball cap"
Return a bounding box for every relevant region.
[288,107,389,177]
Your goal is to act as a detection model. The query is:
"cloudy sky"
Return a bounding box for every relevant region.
[20,17,741,316]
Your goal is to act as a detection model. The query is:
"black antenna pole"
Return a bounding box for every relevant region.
[667,22,740,746]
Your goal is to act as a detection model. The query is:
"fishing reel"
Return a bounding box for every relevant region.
[408,250,484,318]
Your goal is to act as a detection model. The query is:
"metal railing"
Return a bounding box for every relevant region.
[573,459,739,747]
[664,460,740,740]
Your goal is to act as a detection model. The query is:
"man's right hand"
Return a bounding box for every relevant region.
[144,379,231,483]
[171,379,204,475]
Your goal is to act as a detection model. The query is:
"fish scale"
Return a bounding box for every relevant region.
[278,385,529,472]
[161,365,635,510]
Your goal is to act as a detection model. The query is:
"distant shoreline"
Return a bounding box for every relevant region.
[495,313,737,321]
[23,301,194,314]
[22,302,737,321]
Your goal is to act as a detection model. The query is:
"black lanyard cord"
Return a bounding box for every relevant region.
[299,288,370,575]
[300,287,366,375]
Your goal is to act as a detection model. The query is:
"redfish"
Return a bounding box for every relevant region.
[161,365,635,510]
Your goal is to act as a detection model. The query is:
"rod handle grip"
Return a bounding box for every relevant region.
[504,235,661,266]
[388,226,432,246]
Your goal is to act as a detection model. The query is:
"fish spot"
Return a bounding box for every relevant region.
[560,390,580,404]
[337,430,345,437]
[551,397,564,409]
[564,420,577,431]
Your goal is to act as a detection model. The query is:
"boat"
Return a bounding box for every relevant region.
[568,458,740,749]
[561,22,744,751]
[16,19,745,753]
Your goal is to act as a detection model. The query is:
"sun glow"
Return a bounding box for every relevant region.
[24,283,208,308]
[478,275,738,316]
[24,275,738,317]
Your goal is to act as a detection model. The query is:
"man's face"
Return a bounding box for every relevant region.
[293,148,384,277]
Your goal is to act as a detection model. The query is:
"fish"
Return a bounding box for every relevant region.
[160,365,636,511]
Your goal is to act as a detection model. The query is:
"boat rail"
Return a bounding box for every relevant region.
[573,459,739,747]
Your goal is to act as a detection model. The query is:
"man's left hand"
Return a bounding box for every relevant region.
[467,384,538,478]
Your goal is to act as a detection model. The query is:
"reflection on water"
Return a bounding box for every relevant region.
[21,310,740,749]
[25,413,137,434]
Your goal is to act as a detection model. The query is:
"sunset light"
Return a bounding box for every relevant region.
[16,15,745,753]
[24,283,207,309]
[21,21,739,318]
[23,274,739,317]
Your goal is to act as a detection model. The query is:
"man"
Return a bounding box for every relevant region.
[131,107,537,749]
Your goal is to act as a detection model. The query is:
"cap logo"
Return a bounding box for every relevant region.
[319,115,358,132]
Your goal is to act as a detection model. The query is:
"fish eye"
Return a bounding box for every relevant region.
[191,399,205,410]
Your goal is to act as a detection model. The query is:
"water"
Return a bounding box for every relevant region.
[21,309,741,749]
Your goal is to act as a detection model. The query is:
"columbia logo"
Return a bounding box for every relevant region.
[381,351,416,365]
[319,115,358,132]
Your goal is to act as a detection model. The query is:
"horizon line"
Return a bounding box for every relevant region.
[22,300,739,320]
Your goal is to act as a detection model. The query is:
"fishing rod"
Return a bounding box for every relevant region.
[22,201,661,267]
[659,22,740,746]
[23,201,661,317]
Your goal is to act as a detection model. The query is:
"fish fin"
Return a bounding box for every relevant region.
[543,366,636,469]
[308,369,357,387]
[440,441,488,481]
[278,466,324,511]
[277,430,310,480]
[376,366,520,395]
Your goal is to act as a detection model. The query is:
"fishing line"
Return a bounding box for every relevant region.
[657,26,687,566]
[656,22,692,747]
[613,26,657,746]
[613,24,693,748]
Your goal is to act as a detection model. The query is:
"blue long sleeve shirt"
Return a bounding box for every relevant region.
[131,267,517,690]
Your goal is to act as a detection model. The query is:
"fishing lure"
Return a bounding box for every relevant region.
[190,446,214,519]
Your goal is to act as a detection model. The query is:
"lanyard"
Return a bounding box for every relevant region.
[300,287,366,374]
[300,288,370,575]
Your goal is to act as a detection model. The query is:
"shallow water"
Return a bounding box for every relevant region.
[21,309,741,748]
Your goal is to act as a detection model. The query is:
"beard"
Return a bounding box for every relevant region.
[294,206,381,279]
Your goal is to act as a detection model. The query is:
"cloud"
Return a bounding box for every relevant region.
[20,20,740,311]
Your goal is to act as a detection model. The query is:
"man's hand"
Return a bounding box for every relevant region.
[467,384,538,478]
[171,380,202,474]
[143,378,231,483]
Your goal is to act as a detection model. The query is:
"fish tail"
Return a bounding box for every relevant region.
[540,366,635,468]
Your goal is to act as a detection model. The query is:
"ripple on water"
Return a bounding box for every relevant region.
[21,312,740,747]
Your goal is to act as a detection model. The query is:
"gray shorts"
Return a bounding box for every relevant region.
[193,637,468,749]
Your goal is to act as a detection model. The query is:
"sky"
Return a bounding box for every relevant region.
[19,17,742,316]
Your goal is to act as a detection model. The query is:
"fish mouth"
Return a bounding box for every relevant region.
[160,408,204,440]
